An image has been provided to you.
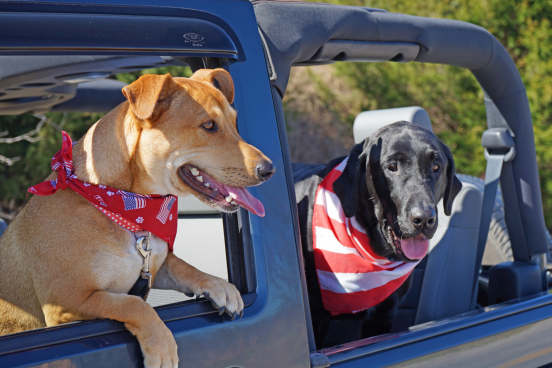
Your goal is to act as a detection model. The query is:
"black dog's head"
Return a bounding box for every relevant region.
[334,121,462,262]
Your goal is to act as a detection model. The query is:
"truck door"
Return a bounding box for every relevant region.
[0,2,311,367]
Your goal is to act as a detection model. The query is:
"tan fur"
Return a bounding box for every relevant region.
[0,69,272,368]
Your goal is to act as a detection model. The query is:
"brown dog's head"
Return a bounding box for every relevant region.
[122,69,274,216]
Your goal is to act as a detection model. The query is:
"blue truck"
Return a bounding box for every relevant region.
[0,0,551,367]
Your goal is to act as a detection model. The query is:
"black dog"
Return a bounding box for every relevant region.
[293,121,462,348]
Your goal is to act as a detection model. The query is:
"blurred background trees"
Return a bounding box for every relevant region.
[2,0,552,227]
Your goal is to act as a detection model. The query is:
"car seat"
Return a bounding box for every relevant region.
[352,107,483,331]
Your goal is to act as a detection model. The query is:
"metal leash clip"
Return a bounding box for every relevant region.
[135,232,152,288]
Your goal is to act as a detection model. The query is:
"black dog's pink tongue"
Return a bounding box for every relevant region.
[399,234,429,260]
[223,185,265,217]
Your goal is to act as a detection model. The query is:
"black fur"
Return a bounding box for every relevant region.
[293,121,462,348]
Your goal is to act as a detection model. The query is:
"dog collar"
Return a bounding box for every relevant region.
[127,231,153,300]
[28,131,178,251]
[312,157,420,316]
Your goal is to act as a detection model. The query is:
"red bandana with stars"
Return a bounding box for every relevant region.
[28,131,178,251]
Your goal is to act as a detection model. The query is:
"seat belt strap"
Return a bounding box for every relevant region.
[470,129,515,310]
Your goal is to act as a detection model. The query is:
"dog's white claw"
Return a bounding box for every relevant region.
[231,200,237,205]
[204,183,210,188]
[225,196,233,202]
[197,176,203,182]
[190,168,199,176]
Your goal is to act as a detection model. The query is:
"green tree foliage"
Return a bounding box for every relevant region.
[302,0,552,227]
[0,113,105,218]
[0,66,191,219]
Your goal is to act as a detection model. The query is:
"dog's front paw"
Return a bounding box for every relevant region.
[195,275,244,320]
[132,321,179,368]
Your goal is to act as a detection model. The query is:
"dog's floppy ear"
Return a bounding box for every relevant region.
[442,143,463,216]
[333,142,367,218]
[122,73,180,123]
[190,68,234,104]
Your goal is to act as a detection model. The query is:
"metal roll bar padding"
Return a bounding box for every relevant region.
[254,2,548,261]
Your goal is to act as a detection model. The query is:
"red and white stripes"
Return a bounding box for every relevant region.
[312,157,419,315]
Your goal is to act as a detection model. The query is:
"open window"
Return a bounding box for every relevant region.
[0,6,256,355]
[283,60,551,359]
[283,65,488,345]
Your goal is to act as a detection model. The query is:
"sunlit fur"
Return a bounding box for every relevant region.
[0,69,268,368]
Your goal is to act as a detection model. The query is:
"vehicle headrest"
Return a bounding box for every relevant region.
[353,106,433,143]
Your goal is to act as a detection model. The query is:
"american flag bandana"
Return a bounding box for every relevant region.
[313,157,420,316]
[28,131,178,251]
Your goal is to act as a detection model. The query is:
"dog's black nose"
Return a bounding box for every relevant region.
[256,161,275,181]
[410,207,436,229]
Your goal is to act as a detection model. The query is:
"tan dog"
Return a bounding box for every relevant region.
[0,69,274,368]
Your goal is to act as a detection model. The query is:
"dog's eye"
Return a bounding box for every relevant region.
[432,164,440,172]
[202,120,218,132]
[388,163,398,172]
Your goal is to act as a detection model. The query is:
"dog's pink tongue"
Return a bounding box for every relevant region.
[400,234,429,260]
[224,185,265,217]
